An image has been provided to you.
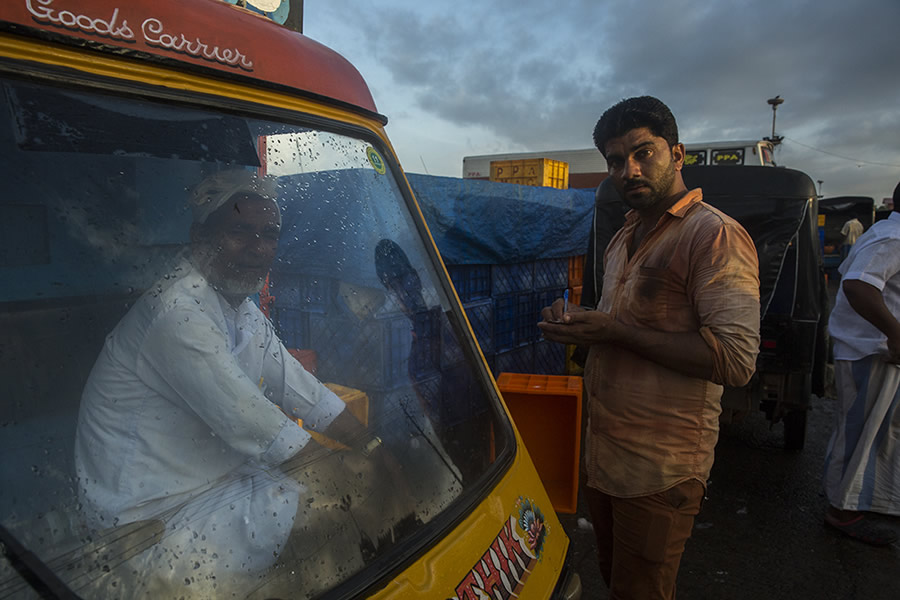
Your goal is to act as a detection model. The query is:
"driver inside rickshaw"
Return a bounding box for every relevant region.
[73,168,405,591]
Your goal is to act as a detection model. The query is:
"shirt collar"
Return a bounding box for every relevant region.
[622,187,704,225]
[665,188,704,218]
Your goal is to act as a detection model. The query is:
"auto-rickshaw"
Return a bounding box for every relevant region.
[0,1,581,598]
[818,195,876,271]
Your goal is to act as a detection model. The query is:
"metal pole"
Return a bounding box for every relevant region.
[766,96,784,145]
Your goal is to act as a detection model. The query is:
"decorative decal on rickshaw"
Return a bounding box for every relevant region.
[366,146,386,174]
[449,497,549,600]
[517,496,548,559]
[25,0,254,71]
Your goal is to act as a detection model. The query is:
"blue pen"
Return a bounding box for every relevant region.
[563,288,569,315]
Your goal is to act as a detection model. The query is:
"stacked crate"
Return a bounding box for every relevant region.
[448,257,571,377]
[267,256,581,401]
[568,255,584,307]
[268,273,441,396]
[531,258,568,375]
[566,255,586,376]
[492,261,535,374]
[446,264,493,372]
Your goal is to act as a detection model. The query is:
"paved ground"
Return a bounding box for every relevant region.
[558,387,900,600]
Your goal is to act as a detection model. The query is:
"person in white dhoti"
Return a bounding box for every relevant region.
[823,181,900,546]
[74,169,388,593]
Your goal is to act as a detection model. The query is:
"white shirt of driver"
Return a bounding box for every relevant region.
[74,258,345,572]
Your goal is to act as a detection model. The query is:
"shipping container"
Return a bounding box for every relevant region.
[489,158,569,189]
[464,139,777,189]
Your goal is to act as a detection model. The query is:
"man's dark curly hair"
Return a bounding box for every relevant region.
[592,96,679,158]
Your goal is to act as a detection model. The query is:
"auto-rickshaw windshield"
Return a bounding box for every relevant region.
[0,77,508,599]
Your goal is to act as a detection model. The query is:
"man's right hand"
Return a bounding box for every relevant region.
[886,334,900,365]
[538,301,623,347]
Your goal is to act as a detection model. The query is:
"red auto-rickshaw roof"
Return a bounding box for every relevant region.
[0,0,383,121]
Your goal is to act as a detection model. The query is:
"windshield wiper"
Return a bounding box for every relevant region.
[0,524,81,600]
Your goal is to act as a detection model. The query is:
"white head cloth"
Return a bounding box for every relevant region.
[189,169,280,225]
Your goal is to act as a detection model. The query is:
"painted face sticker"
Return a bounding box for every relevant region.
[366,146,386,174]
[450,497,550,600]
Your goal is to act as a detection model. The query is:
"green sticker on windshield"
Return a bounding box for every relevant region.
[366,147,386,174]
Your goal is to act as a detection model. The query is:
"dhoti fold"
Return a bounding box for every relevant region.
[824,356,900,515]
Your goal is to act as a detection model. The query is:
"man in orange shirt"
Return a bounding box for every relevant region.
[540,96,760,599]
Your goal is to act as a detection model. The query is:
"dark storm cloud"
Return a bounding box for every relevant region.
[346,0,610,147]
[332,0,900,198]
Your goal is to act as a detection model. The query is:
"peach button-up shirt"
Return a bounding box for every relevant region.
[585,188,760,497]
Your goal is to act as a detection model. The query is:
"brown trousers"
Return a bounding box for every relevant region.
[584,479,705,600]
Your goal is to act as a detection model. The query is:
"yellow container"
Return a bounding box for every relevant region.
[293,383,370,452]
[324,382,369,426]
[489,158,569,189]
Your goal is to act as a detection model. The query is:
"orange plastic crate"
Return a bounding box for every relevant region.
[568,255,584,287]
[569,285,582,307]
[497,372,583,513]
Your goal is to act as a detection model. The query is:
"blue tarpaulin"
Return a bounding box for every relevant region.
[407,174,595,265]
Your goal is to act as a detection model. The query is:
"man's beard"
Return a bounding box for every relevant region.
[211,272,266,298]
[192,249,266,299]
[621,159,677,211]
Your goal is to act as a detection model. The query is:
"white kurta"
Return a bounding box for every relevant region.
[74,258,345,582]
[825,212,900,515]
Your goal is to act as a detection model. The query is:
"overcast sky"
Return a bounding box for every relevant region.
[303,0,900,203]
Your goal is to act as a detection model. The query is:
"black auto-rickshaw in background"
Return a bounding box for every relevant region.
[875,206,894,223]
[583,166,828,450]
[818,196,876,273]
